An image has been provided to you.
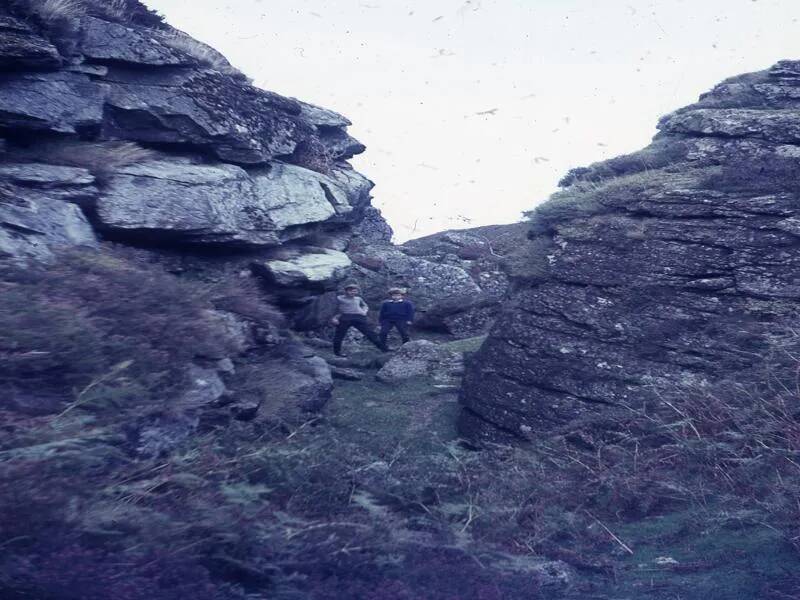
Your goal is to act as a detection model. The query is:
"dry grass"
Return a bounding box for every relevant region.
[10,0,166,27]
[95,0,128,20]
[160,32,238,74]
[13,0,85,24]
[18,141,158,184]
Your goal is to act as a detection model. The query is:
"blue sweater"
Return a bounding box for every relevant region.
[379,299,415,322]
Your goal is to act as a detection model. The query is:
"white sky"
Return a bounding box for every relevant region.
[143,0,800,241]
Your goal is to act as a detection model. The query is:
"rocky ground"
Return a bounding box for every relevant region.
[2,1,800,598]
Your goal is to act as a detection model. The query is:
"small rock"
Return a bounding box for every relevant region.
[216,358,236,374]
[376,340,464,383]
[180,365,227,408]
[330,366,364,381]
[326,355,381,370]
[304,336,334,349]
[253,248,352,289]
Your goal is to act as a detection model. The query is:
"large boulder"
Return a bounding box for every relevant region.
[414,291,502,337]
[0,163,98,262]
[460,60,800,441]
[234,343,333,424]
[349,245,481,312]
[376,340,464,383]
[252,248,351,290]
[95,159,362,246]
[401,222,529,262]
[100,67,306,164]
[344,223,526,338]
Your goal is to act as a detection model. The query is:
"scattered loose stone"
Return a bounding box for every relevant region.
[330,366,364,381]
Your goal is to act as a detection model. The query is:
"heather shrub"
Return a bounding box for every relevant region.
[0,542,223,600]
[209,276,284,329]
[0,245,300,599]
[558,137,690,187]
[0,248,238,407]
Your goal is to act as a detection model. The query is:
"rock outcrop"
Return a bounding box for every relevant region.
[376,340,464,383]
[460,60,800,441]
[0,13,60,70]
[0,1,379,262]
[0,163,98,261]
[0,1,389,441]
[338,223,527,338]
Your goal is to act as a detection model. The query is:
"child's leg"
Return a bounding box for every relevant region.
[395,321,411,343]
[352,317,387,351]
[332,321,351,355]
[379,321,392,347]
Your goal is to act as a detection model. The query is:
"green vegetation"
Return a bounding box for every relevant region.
[2,249,799,598]
[526,169,670,236]
[0,248,277,408]
[558,137,691,188]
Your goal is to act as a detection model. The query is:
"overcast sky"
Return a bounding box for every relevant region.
[143,0,799,241]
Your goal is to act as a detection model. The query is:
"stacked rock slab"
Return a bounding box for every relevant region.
[0,2,377,276]
[0,1,381,425]
[460,60,800,441]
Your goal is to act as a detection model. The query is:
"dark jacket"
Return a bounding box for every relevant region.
[379,299,415,322]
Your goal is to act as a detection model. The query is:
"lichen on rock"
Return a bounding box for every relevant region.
[461,59,800,442]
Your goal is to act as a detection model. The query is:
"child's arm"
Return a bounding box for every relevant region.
[406,300,415,323]
[379,300,387,321]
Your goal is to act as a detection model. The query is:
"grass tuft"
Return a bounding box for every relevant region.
[39,0,83,23]
[17,141,158,184]
[0,248,263,405]
[160,32,239,75]
[10,0,167,27]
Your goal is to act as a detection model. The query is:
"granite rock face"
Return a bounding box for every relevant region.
[0,11,60,70]
[461,60,800,441]
[0,0,388,442]
[95,159,362,246]
[0,72,108,134]
[0,163,98,261]
[78,16,191,67]
[0,2,383,262]
[376,340,464,383]
[342,223,525,338]
[250,344,334,423]
[400,223,527,336]
[253,248,352,290]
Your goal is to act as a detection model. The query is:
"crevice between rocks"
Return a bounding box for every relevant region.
[459,405,527,441]
[491,368,619,407]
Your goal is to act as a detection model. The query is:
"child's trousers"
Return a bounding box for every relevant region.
[379,320,410,347]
